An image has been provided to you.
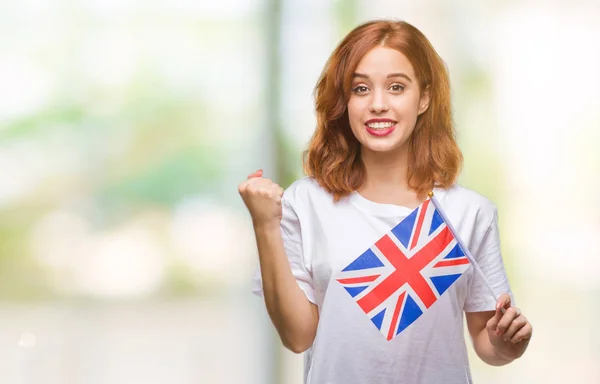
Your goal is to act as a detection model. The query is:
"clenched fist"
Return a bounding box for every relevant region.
[238,170,285,229]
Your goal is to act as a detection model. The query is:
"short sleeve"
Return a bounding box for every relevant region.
[252,198,316,304]
[464,209,513,312]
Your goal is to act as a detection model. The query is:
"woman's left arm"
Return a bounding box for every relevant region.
[466,293,533,366]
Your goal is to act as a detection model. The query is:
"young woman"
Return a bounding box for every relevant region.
[239,19,532,383]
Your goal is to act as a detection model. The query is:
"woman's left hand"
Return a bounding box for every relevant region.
[486,293,533,360]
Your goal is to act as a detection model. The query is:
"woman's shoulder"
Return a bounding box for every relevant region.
[436,184,499,226]
[440,184,496,207]
[283,176,330,204]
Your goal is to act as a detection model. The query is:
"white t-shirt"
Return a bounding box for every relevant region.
[253,177,512,384]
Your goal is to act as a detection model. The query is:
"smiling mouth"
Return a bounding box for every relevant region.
[366,121,395,129]
[365,122,396,136]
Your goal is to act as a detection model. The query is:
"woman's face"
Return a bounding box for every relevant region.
[347,46,430,156]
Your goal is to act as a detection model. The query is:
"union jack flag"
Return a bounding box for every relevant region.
[336,199,471,341]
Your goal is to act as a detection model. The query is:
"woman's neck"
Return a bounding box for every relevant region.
[360,146,410,191]
[357,146,426,209]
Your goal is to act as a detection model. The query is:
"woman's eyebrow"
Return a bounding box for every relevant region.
[352,72,412,82]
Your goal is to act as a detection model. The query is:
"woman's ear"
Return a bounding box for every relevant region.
[418,86,431,115]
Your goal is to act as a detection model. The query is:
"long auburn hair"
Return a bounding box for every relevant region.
[302,20,462,201]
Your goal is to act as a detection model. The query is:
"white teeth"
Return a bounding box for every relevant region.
[367,122,394,129]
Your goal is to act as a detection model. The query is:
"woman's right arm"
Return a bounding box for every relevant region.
[239,170,319,353]
[254,222,319,353]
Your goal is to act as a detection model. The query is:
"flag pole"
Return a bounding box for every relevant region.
[428,191,502,305]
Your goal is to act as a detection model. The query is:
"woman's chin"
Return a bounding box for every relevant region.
[361,141,404,154]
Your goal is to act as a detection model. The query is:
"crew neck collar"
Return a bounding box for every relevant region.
[348,187,447,218]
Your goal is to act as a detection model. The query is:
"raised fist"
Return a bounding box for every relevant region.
[238,170,285,228]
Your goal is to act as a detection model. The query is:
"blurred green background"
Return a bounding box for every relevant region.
[0,0,599,383]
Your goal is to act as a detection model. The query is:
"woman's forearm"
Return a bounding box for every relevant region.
[254,223,319,353]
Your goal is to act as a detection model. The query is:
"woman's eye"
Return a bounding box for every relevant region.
[390,84,405,92]
[352,85,369,94]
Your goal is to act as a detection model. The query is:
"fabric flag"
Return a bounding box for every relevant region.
[336,198,471,341]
